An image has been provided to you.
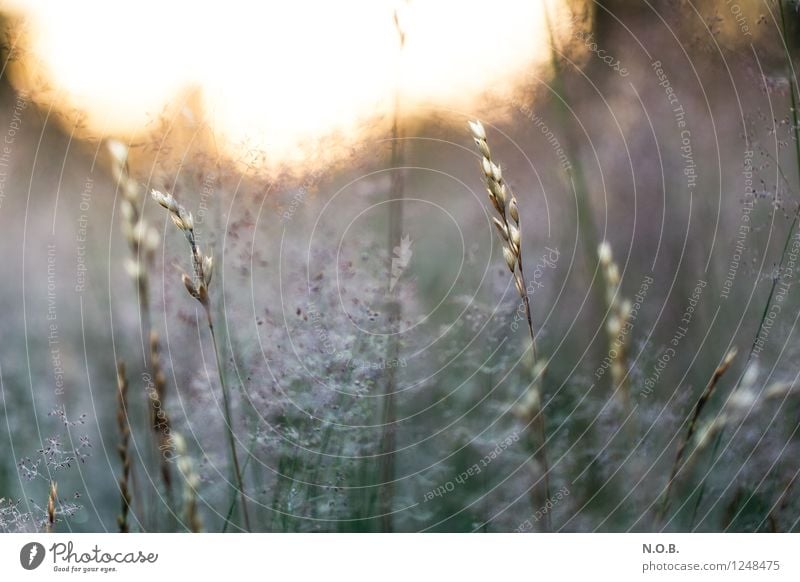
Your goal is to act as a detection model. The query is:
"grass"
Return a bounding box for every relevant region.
[115,361,132,533]
[689,0,800,529]
[470,119,551,530]
[45,481,56,533]
[151,188,251,531]
[2,2,800,535]
[658,348,737,524]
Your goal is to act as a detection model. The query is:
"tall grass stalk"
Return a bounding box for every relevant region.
[543,6,600,292]
[515,361,552,531]
[598,242,633,415]
[151,189,251,531]
[470,119,551,528]
[378,6,407,531]
[148,332,174,508]
[658,348,737,524]
[110,141,178,529]
[116,361,132,533]
[690,0,800,527]
[174,434,203,532]
[45,481,57,533]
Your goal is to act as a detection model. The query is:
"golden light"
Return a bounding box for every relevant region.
[4,0,574,174]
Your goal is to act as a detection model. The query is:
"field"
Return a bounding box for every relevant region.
[0,0,798,533]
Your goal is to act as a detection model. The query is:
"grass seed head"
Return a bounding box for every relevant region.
[46,481,57,532]
[503,245,516,272]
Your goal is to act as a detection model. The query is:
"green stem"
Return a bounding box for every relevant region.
[543,6,600,283]
[206,307,251,531]
[691,0,800,528]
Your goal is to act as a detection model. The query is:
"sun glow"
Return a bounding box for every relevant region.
[4,0,572,173]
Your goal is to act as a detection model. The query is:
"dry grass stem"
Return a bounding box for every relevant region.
[598,242,633,412]
[768,472,798,532]
[377,8,407,531]
[150,189,213,308]
[116,361,132,533]
[659,347,737,521]
[151,188,250,531]
[110,140,162,525]
[45,480,57,533]
[515,360,552,532]
[174,434,203,532]
[109,140,160,347]
[469,120,537,361]
[686,364,771,470]
[470,120,551,529]
[149,331,173,496]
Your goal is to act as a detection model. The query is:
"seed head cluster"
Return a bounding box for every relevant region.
[469,120,536,358]
[151,190,214,307]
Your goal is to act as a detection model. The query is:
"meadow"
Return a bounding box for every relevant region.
[0,0,798,533]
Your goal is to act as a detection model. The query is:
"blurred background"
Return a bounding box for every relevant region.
[0,0,799,533]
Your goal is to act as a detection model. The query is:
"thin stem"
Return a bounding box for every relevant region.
[515,254,538,361]
[535,413,552,532]
[116,362,132,533]
[515,260,549,530]
[659,349,735,524]
[691,0,800,527]
[379,135,402,532]
[378,8,406,531]
[222,430,259,532]
[543,5,600,287]
[206,307,251,531]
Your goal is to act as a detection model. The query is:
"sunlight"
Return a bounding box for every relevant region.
[4,0,572,173]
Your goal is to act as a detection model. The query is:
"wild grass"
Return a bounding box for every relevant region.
[174,433,203,532]
[110,140,176,527]
[151,188,251,531]
[598,242,633,414]
[658,348,737,524]
[2,2,800,535]
[377,6,408,532]
[470,119,551,530]
[469,120,538,359]
[149,332,173,502]
[45,481,56,533]
[689,0,800,529]
[116,361,132,533]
